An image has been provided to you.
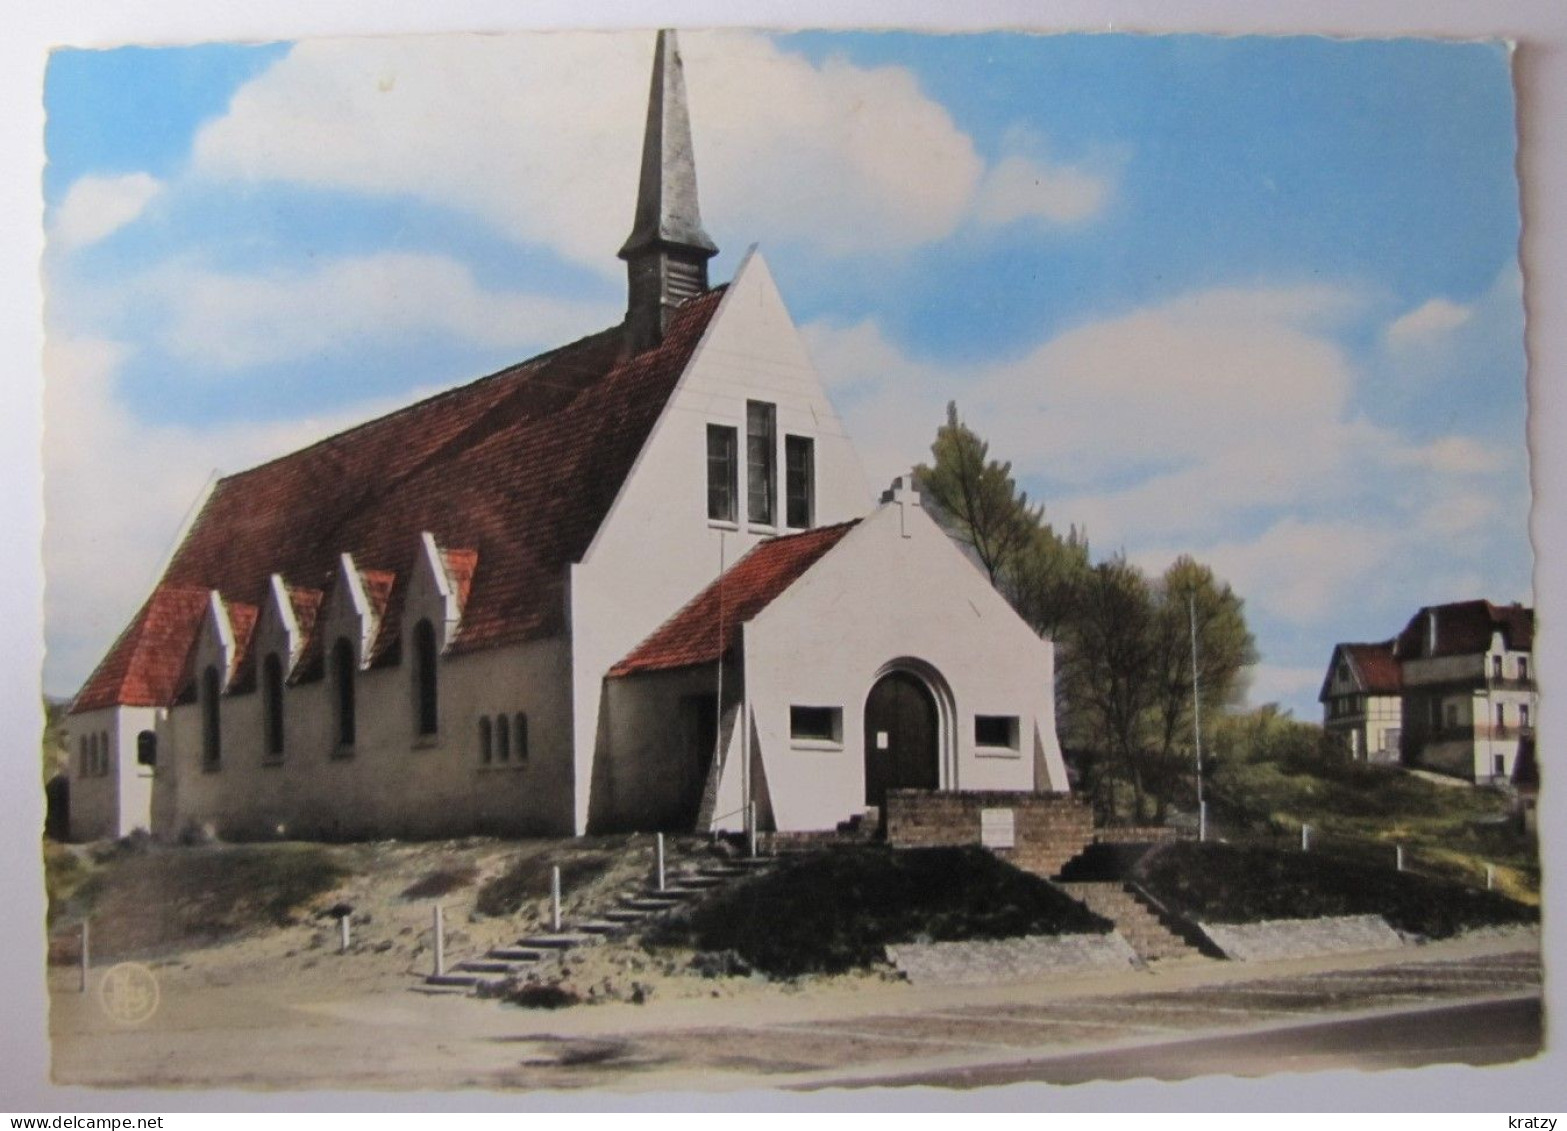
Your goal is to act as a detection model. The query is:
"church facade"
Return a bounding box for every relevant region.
[62,31,1069,843]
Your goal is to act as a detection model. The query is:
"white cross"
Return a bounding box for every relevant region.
[881,470,921,538]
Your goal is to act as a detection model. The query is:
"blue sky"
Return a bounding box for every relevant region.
[41,30,1528,717]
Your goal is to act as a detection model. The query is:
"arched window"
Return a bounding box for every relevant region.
[412,619,438,737]
[262,653,285,758]
[136,730,157,768]
[332,638,357,750]
[478,717,493,764]
[515,713,529,761]
[496,714,510,762]
[202,665,223,768]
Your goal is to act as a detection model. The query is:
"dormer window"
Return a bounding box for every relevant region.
[747,400,776,526]
[412,618,439,737]
[706,424,737,523]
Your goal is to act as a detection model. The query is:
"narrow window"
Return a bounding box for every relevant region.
[785,435,815,529]
[262,653,285,758]
[746,400,776,526]
[496,713,510,762]
[789,705,842,744]
[706,424,738,523]
[1494,753,1506,777]
[332,638,357,749]
[136,730,157,768]
[1519,657,1530,681]
[413,619,439,737]
[1521,704,1531,728]
[478,717,492,764]
[202,665,223,768]
[515,713,529,760]
[975,715,1021,750]
[1492,655,1503,680]
[1496,703,1506,729]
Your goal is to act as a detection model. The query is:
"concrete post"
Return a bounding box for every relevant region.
[1199,800,1208,843]
[747,801,757,858]
[433,905,445,978]
[339,914,351,954]
[550,865,562,932]
[1301,824,1311,852]
[1486,864,1496,891]
[1396,844,1405,872]
[655,833,666,893]
[79,920,90,994]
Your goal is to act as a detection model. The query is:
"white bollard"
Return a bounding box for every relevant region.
[1199,801,1208,843]
[1396,844,1405,872]
[79,920,90,994]
[339,914,351,954]
[656,833,666,893]
[747,801,758,858]
[433,905,445,978]
[1486,864,1496,891]
[550,865,562,932]
[1301,824,1311,852]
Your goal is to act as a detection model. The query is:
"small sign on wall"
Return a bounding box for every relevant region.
[875,731,889,750]
[981,808,1015,849]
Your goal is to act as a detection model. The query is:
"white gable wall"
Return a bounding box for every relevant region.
[570,251,872,833]
[735,499,1067,832]
[63,705,159,841]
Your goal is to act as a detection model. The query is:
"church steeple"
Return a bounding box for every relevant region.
[619,29,719,353]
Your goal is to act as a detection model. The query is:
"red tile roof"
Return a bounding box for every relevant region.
[1395,600,1534,660]
[1343,640,1401,695]
[71,289,727,714]
[609,521,859,678]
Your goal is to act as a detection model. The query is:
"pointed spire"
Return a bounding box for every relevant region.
[620,29,719,353]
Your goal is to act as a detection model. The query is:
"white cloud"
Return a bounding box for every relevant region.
[42,337,434,693]
[974,147,1114,227]
[1390,435,1503,475]
[133,252,618,372]
[1385,296,1473,346]
[50,172,162,251]
[1245,664,1327,711]
[190,31,990,269]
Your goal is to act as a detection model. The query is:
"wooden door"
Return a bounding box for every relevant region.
[863,671,939,815]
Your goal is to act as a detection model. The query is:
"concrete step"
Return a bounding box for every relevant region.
[603,908,652,923]
[621,897,686,912]
[666,873,723,889]
[1055,881,1198,963]
[516,932,598,949]
[425,972,481,988]
[488,947,545,962]
[456,959,519,974]
[575,919,627,935]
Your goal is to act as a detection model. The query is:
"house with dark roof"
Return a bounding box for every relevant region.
[1320,599,1536,784]
[62,31,1068,842]
[1318,640,1402,763]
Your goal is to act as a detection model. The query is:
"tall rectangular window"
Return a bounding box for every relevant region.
[746,400,776,526]
[785,435,814,529]
[706,424,737,523]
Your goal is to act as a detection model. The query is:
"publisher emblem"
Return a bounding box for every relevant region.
[98,962,160,1025]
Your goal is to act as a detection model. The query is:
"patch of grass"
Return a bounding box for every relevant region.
[475,853,612,918]
[401,863,479,900]
[646,846,1112,978]
[1134,841,1537,940]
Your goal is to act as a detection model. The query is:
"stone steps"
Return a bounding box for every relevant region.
[1056,881,1202,963]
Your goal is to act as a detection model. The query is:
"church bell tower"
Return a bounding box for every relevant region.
[619,29,719,354]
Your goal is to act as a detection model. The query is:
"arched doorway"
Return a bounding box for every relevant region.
[864,670,940,816]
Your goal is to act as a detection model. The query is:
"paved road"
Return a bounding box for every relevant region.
[829,995,1543,1089]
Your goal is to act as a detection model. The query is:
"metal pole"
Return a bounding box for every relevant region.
[1188,593,1205,841]
[339,914,351,954]
[433,905,445,978]
[550,865,562,932]
[79,920,89,994]
[655,833,666,892]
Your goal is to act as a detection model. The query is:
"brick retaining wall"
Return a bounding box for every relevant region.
[885,790,1095,878]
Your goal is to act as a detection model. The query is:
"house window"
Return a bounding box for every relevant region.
[785,435,815,529]
[789,705,842,745]
[514,713,529,760]
[976,715,1021,750]
[201,665,222,768]
[746,400,776,526]
[262,653,285,758]
[706,424,738,523]
[137,730,156,768]
[1492,655,1503,680]
[1494,753,1506,777]
[1519,657,1530,681]
[413,619,439,737]
[332,638,357,750]
[1336,662,1349,684]
[496,713,511,762]
[1496,703,1506,729]
[478,717,492,764]
[1520,704,1531,729]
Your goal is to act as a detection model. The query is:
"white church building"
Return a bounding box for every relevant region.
[62,31,1069,843]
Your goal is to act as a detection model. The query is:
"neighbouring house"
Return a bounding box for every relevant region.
[1318,640,1402,763]
[60,31,1069,843]
[1396,600,1536,785]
